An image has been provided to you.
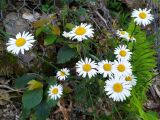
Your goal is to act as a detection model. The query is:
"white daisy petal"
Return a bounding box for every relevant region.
[97,60,114,78]
[48,84,63,100]
[114,45,132,61]
[113,60,132,77]
[69,23,94,41]
[6,31,36,55]
[56,68,70,81]
[123,74,137,87]
[131,8,154,26]
[104,76,132,102]
[76,57,98,79]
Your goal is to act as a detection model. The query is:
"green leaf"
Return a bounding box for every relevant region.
[57,46,77,64]
[44,34,57,45]
[47,99,58,108]
[65,23,75,30]
[22,88,43,109]
[15,74,37,89]
[145,111,159,120]
[34,102,51,120]
[19,107,31,120]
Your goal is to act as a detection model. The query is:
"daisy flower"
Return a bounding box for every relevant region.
[6,31,35,55]
[76,57,97,79]
[70,23,94,41]
[114,45,132,61]
[98,60,114,78]
[113,60,132,77]
[56,68,70,81]
[124,74,137,86]
[104,76,132,102]
[48,84,63,100]
[116,30,129,39]
[131,8,154,26]
[62,31,72,39]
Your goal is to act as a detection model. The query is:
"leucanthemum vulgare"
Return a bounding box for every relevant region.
[116,30,129,39]
[76,57,97,79]
[104,76,132,102]
[98,60,114,78]
[69,23,94,41]
[48,84,63,100]
[56,68,70,81]
[6,31,35,55]
[114,45,132,61]
[113,60,132,77]
[131,8,154,26]
[124,74,137,87]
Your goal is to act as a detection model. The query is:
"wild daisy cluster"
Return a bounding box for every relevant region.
[75,45,137,102]
[6,8,153,102]
[55,45,136,102]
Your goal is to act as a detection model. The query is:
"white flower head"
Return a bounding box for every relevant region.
[70,23,94,41]
[131,8,154,26]
[56,68,70,81]
[114,45,132,61]
[124,74,137,87]
[48,84,63,100]
[76,57,97,79]
[98,60,114,78]
[6,31,35,55]
[104,76,132,102]
[116,30,129,39]
[113,60,132,77]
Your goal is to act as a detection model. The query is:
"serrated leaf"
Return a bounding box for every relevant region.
[22,88,43,109]
[44,34,57,45]
[57,46,77,64]
[15,74,37,89]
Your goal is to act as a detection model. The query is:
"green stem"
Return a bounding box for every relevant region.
[86,83,96,120]
[130,23,137,41]
[37,55,59,70]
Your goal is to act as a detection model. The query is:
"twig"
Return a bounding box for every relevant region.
[0,84,23,92]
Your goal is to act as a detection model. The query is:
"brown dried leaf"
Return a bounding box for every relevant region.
[52,25,61,36]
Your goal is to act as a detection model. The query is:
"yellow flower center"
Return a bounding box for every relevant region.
[60,71,65,76]
[117,64,126,72]
[120,31,125,35]
[125,76,132,81]
[119,50,127,57]
[83,64,91,72]
[113,83,123,92]
[15,38,26,47]
[75,27,86,35]
[103,64,112,71]
[52,88,58,94]
[139,12,147,19]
